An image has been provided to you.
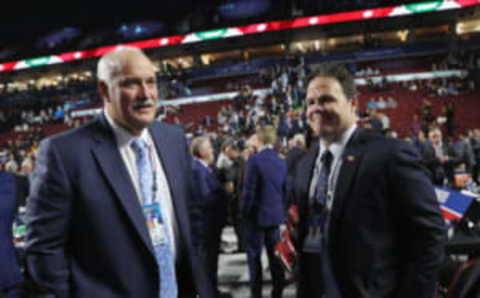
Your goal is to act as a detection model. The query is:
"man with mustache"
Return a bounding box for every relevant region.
[293,63,446,298]
[25,47,214,298]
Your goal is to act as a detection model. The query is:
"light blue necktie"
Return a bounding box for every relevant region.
[131,138,178,298]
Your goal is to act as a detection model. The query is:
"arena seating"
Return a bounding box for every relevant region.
[1,55,480,150]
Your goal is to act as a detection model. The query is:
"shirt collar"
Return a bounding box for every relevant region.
[104,110,150,148]
[195,158,210,169]
[258,144,274,153]
[319,124,357,161]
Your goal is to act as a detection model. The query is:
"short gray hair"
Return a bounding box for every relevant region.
[190,136,210,158]
[97,46,147,83]
[292,133,305,147]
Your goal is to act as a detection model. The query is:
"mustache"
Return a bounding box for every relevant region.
[133,98,156,108]
[311,111,335,119]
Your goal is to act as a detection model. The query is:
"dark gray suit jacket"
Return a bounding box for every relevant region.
[294,128,447,298]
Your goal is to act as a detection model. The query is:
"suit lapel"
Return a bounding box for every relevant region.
[90,115,155,256]
[329,129,365,236]
[298,143,319,218]
[300,144,318,197]
[295,143,319,247]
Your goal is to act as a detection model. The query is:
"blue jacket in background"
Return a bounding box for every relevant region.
[0,171,23,291]
[241,148,288,227]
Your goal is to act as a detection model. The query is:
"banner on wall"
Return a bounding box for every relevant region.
[0,0,478,73]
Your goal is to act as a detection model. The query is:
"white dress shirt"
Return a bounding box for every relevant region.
[309,124,357,211]
[104,111,178,259]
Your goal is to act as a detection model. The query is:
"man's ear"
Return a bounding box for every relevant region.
[98,80,110,103]
[350,95,358,112]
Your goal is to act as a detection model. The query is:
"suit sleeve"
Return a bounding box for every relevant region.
[240,157,259,219]
[25,138,73,298]
[282,163,290,212]
[388,141,447,298]
[182,150,208,257]
[14,174,29,208]
[192,166,210,199]
[190,164,207,246]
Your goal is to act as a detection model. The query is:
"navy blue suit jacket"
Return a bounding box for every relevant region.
[191,159,228,234]
[25,114,214,298]
[241,148,288,227]
[294,128,447,298]
[0,171,23,290]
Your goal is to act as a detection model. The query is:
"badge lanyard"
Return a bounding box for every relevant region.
[303,151,342,253]
[142,141,170,247]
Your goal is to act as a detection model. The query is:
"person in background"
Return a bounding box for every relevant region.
[216,138,235,174]
[453,130,476,176]
[367,108,383,134]
[286,133,307,205]
[410,113,422,138]
[191,136,231,298]
[218,140,245,253]
[423,128,461,186]
[0,171,27,298]
[413,130,428,156]
[4,152,18,174]
[446,101,455,138]
[471,128,480,183]
[241,125,288,298]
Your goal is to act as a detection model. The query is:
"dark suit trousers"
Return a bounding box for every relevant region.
[298,252,324,298]
[205,225,223,290]
[298,250,342,298]
[244,222,285,298]
[0,286,23,298]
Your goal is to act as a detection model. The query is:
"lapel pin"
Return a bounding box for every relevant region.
[347,155,355,162]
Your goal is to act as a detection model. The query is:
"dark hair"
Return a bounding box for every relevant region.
[305,63,356,100]
[221,137,235,152]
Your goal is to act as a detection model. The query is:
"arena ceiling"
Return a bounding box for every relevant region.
[1,0,466,44]
[0,0,224,56]
[1,1,205,40]
[0,0,475,64]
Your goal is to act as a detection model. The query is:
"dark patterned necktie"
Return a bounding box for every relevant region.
[315,150,333,206]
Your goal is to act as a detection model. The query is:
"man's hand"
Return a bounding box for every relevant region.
[224,181,234,193]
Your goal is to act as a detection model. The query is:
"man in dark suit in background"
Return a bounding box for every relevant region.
[422,128,461,186]
[0,171,27,298]
[286,134,307,175]
[241,125,288,298]
[190,136,230,298]
[286,133,306,205]
[25,47,214,298]
[216,139,245,253]
[293,63,446,298]
[472,128,480,183]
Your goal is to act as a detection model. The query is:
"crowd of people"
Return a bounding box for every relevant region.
[1,54,479,197]
[0,87,98,135]
[412,126,480,190]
